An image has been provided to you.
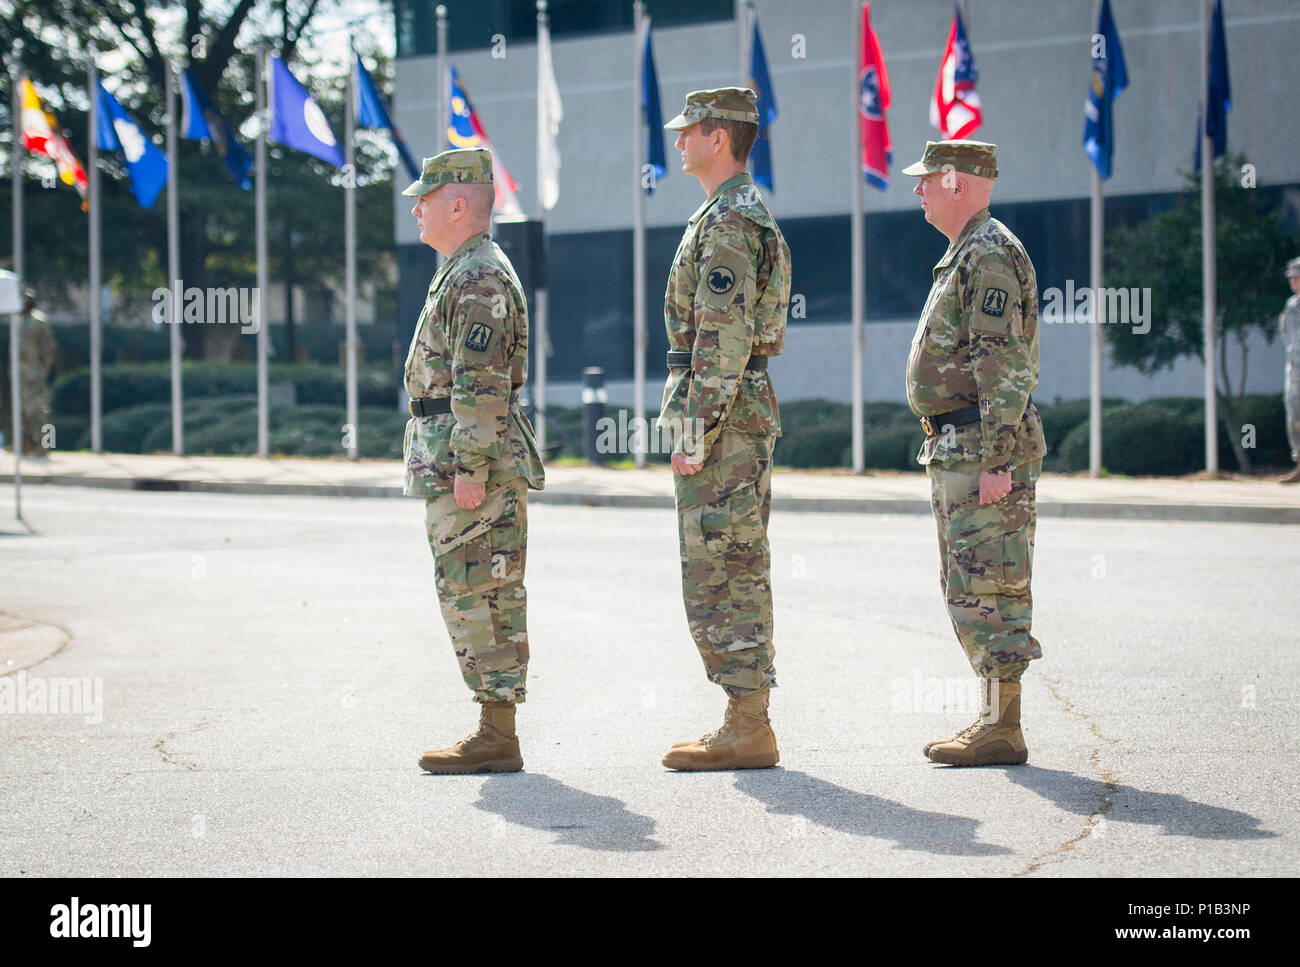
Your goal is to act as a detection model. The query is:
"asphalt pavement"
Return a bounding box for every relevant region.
[1,483,1294,877]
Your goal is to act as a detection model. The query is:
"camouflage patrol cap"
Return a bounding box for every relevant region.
[401,147,493,197]
[901,140,999,179]
[1286,256,1300,277]
[664,87,759,130]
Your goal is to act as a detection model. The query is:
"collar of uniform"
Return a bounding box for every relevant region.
[689,172,753,226]
[933,208,991,276]
[449,230,491,262]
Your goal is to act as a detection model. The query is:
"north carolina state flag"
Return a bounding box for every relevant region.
[858,2,891,190]
[20,77,88,208]
[930,4,983,140]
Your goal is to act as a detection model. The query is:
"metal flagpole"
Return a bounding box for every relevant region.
[632,2,646,468]
[1200,0,1218,473]
[435,5,447,279]
[345,49,358,460]
[88,53,102,453]
[850,3,865,475]
[1089,168,1103,477]
[10,56,23,519]
[535,0,549,455]
[166,57,183,455]
[256,45,269,458]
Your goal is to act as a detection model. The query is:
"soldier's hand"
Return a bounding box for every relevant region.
[978,471,1013,505]
[454,476,487,510]
[671,453,703,476]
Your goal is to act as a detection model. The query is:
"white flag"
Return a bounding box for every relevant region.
[537,15,563,211]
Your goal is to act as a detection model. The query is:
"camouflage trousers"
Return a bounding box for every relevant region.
[927,458,1044,682]
[424,476,529,704]
[1286,367,1299,461]
[673,428,777,698]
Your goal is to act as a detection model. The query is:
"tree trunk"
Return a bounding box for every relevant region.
[1217,331,1252,472]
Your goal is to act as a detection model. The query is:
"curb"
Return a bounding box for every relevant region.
[6,471,1299,524]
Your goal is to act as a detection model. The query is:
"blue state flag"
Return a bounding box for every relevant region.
[1083,0,1128,179]
[268,53,344,168]
[354,54,420,181]
[1195,0,1231,171]
[179,68,252,189]
[94,79,168,208]
[641,19,665,194]
[748,15,778,191]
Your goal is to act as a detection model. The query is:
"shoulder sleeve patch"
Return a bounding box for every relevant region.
[981,287,1008,317]
[699,241,752,311]
[969,256,1020,335]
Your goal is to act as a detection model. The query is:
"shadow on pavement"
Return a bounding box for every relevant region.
[733,768,1013,856]
[1004,765,1278,840]
[473,773,664,852]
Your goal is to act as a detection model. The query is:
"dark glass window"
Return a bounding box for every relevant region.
[395,0,734,57]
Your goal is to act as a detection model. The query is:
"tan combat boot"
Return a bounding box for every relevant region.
[922,719,983,759]
[419,701,523,774]
[1280,466,1300,484]
[662,690,779,771]
[927,680,1028,766]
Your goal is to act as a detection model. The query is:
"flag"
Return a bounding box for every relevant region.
[930,4,982,140]
[179,68,253,189]
[1083,0,1128,180]
[858,2,892,191]
[18,77,88,207]
[748,14,777,191]
[268,53,344,168]
[641,16,666,194]
[537,13,563,211]
[354,54,420,181]
[94,79,168,209]
[447,66,523,217]
[1195,0,1231,172]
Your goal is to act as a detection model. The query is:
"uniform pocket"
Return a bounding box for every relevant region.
[959,529,1031,595]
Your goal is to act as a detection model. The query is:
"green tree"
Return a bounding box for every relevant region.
[1105,153,1296,472]
[1,1,398,359]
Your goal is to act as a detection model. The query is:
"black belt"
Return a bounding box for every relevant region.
[666,351,768,371]
[919,396,1033,437]
[409,397,452,417]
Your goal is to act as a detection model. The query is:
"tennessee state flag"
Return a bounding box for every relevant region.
[19,77,88,209]
[930,4,982,140]
[858,2,891,190]
[446,66,523,217]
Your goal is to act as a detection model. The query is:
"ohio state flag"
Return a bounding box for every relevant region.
[858,2,891,190]
[930,4,983,140]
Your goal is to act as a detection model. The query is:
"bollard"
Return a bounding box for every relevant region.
[582,367,607,465]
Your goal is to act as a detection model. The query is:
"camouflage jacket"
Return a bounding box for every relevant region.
[402,231,545,496]
[658,172,791,463]
[1282,294,1300,366]
[906,209,1046,473]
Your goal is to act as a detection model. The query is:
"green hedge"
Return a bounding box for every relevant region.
[52,362,400,418]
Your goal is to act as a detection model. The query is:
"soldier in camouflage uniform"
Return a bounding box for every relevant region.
[19,289,55,457]
[1279,257,1300,484]
[656,89,791,772]
[903,140,1047,767]
[400,149,545,774]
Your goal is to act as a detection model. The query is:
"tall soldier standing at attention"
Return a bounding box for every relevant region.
[902,140,1047,767]
[657,88,791,772]
[401,148,545,774]
[1279,257,1300,484]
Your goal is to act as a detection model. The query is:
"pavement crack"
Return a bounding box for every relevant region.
[1014,674,1120,877]
[153,721,213,772]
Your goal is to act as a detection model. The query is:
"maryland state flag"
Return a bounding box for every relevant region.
[19,77,89,209]
[858,2,892,190]
[930,4,982,140]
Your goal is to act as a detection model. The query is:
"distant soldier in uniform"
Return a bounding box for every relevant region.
[657,88,791,771]
[19,289,56,457]
[1279,257,1300,484]
[903,140,1047,766]
[401,149,545,774]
